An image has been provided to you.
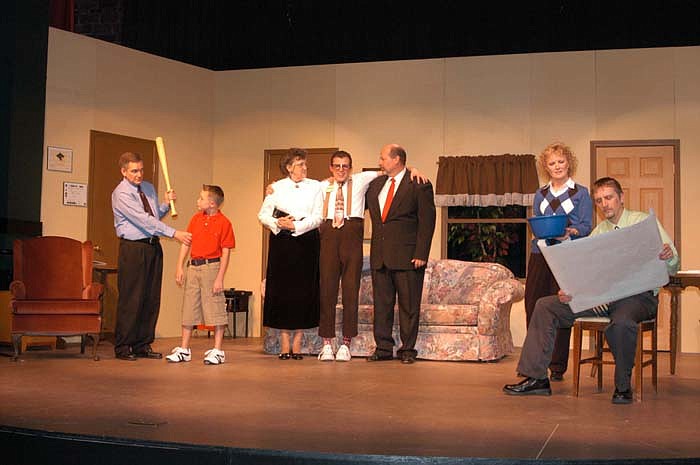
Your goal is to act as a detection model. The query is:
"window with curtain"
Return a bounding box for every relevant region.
[436,154,538,278]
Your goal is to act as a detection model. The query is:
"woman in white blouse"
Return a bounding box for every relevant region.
[258,148,323,359]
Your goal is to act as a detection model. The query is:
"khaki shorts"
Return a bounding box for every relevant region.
[181,262,228,326]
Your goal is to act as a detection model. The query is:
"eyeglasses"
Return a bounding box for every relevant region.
[331,163,351,170]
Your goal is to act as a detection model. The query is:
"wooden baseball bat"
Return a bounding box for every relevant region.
[155,136,178,218]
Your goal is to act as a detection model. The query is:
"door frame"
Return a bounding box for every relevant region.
[590,139,681,355]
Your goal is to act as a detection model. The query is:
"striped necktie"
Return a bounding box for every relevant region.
[138,185,154,216]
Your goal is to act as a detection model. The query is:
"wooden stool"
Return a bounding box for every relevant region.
[195,325,233,338]
[572,316,657,402]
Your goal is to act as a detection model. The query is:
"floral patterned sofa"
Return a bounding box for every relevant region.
[263,259,524,361]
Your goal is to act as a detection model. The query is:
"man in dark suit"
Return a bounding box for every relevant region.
[365,144,436,364]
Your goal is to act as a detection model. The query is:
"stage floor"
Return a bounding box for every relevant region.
[1,336,699,461]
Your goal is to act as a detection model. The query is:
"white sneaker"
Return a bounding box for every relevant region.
[166,347,191,363]
[318,344,335,361]
[335,344,351,362]
[204,348,225,365]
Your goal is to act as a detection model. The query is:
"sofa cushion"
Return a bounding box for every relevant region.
[12,299,101,315]
[356,265,433,305]
[426,260,513,305]
[355,303,478,326]
[357,304,375,325]
[420,304,478,326]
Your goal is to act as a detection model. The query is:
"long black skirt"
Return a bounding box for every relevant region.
[263,229,320,330]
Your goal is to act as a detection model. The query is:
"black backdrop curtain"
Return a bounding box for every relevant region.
[49,0,74,31]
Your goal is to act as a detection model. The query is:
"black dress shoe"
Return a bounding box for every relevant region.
[366,352,393,362]
[503,377,552,396]
[612,388,633,404]
[278,352,291,360]
[549,371,564,381]
[291,352,303,360]
[134,348,163,359]
[116,353,137,361]
[400,353,416,364]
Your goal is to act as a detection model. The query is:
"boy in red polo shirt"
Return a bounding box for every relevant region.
[167,185,235,365]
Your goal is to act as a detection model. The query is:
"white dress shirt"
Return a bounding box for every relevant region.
[258,177,323,236]
[317,170,379,220]
[378,167,406,213]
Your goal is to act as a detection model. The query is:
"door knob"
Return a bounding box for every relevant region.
[93,245,101,252]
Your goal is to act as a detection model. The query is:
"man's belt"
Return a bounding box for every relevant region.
[190,257,221,266]
[324,217,363,222]
[122,237,159,245]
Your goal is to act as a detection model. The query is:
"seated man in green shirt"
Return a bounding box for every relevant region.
[504,176,679,404]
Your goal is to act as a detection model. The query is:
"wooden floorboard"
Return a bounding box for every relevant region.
[1,336,699,461]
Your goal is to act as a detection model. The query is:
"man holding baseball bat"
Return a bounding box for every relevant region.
[112,152,192,361]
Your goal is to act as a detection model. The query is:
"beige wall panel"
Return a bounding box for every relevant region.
[263,65,337,148]
[444,54,534,345]
[42,92,94,240]
[335,59,445,265]
[674,47,700,353]
[335,59,444,174]
[212,65,337,336]
[46,29,97,92]
[444,55,531,155]
[42,29,214,338]
[42,30,98,240]
[595,48,675,139]
[530,51,596,185]
[212,70,276,336]
[91,42,215,338]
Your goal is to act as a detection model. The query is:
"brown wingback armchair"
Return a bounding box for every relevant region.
[9,236,103,360]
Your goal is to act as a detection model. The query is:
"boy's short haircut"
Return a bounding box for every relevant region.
[119,152,143,169]
[203,184,225,206]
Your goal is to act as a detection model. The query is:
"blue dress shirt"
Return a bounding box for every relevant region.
[112,178,176,240]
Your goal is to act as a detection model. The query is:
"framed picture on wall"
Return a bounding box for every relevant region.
[63,182,88,207]
[47,146,73,172]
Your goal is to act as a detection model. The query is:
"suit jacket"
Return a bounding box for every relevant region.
[366,172,436,270]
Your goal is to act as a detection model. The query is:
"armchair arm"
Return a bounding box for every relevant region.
[9,280,26,299]
[83,282,104,300]
[477,279,524,336]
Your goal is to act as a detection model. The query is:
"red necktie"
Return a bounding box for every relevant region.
[381,177,395,223]
[138,185,155,216]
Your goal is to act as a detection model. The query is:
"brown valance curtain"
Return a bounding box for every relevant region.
[435,154,539,207]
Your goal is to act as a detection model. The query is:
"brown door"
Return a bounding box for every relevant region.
[591,140,680,351]
[87,130,159,337]
[259,147,337,332]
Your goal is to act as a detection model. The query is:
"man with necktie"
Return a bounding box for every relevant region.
[111,152,192,361]
[365,144,436,364]
[503,177,679,403]
[316,150,427,362]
